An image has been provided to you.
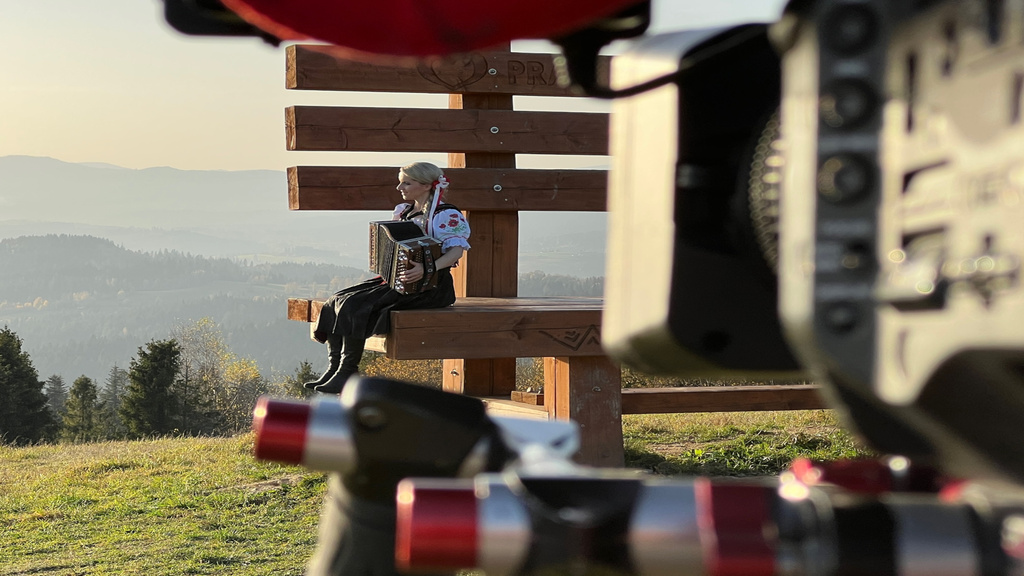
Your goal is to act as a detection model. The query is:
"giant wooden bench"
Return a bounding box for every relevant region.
[283,45,827,466]
[284,44,630,466]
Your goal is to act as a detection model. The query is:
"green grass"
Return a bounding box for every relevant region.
[0,435,324,575]
[1,412,871,575]
[623,410,872,477]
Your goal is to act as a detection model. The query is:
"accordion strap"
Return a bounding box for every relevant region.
[420,240,437,286]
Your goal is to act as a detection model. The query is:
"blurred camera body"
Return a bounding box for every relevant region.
[604,24,802,377]
[605,0,1024,486]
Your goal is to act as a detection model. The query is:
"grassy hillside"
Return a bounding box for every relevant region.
[1,411,869,575]
[0,435,323,575]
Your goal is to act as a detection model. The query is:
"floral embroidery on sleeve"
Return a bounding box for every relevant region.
[431,208,471,252]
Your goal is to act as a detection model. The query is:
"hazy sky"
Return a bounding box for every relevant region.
[0,1,785,171]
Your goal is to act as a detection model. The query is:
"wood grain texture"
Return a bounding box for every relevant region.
[381,311,603,359]
[288,166,608,212]
[480,397,549,420]
[290,297,605,359]
[545,356,623,467]
[443,91,521,396]
[510,391,544,405]
[287,45,610,96]
[454,211,497,298]
[443,358,517,397]
[620,385,826,414]
[287,298,312,322]
[488,213,519,298]
[286,106,609,155]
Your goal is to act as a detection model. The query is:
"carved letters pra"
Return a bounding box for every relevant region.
[416,53,559,92]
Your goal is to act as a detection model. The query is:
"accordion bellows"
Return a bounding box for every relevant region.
[369,221,443,294]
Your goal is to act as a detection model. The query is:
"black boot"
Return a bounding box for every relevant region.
[316,337,365,394]
[305,336,341,389]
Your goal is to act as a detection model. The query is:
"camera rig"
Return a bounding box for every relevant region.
[599,0,1024,488]
[255,377,1024,575]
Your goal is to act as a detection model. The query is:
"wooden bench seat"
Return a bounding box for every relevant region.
[287,296,603,359]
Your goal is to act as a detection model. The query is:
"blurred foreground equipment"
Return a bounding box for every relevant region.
[601,0,1024,488]
[216,0,648,58]
[255,379,1024,576]
[397,458,1024,576]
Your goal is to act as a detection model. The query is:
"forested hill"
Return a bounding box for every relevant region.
[0,234,370,384]
[0,235,363,301]
[0,235,604,385]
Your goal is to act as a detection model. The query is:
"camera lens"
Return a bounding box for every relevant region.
[817,154,875,203]
[823,302,860,333]
[822,5,879,55]
[820,78,877,129]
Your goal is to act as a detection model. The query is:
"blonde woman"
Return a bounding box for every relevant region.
[304,162,471,393]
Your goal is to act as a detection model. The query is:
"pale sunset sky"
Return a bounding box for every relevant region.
[0,1,785,172]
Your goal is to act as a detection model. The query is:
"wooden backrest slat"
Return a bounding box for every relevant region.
[288,166,607,211]
[287,45,610,96]
[287,298,312,323]
[287,107,609,155]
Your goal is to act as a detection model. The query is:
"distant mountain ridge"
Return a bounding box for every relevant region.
[0,155,376,268]
[0,155,608,276]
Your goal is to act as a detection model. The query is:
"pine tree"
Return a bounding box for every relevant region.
[274,360,317,399]
[0,327,56,444]
[99,365,129,438]
[62,375,103,442]
[44,375,68,416]
[119,339,181,438]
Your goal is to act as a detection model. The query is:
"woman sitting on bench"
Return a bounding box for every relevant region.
[304,161,471,394]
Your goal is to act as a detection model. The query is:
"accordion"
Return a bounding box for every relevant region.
[369,221,443,294]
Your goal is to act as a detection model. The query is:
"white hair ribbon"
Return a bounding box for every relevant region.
[425,174,448,238]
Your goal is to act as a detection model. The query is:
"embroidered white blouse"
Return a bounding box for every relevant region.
[392,203,472,253]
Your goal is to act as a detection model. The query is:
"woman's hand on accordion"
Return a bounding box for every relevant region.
[401,260,425,283]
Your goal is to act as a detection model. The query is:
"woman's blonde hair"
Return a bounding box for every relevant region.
[399,161,444,185]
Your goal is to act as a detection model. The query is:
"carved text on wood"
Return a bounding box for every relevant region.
[417,53,559,91]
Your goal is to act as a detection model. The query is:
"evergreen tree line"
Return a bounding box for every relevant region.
[518,270,604,297]
[0,320,316,446]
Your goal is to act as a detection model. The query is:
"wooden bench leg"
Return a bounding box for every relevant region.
[442,358,517,397]
[544,356,623,467]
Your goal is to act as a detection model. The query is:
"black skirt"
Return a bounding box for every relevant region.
[311,267,456,342]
